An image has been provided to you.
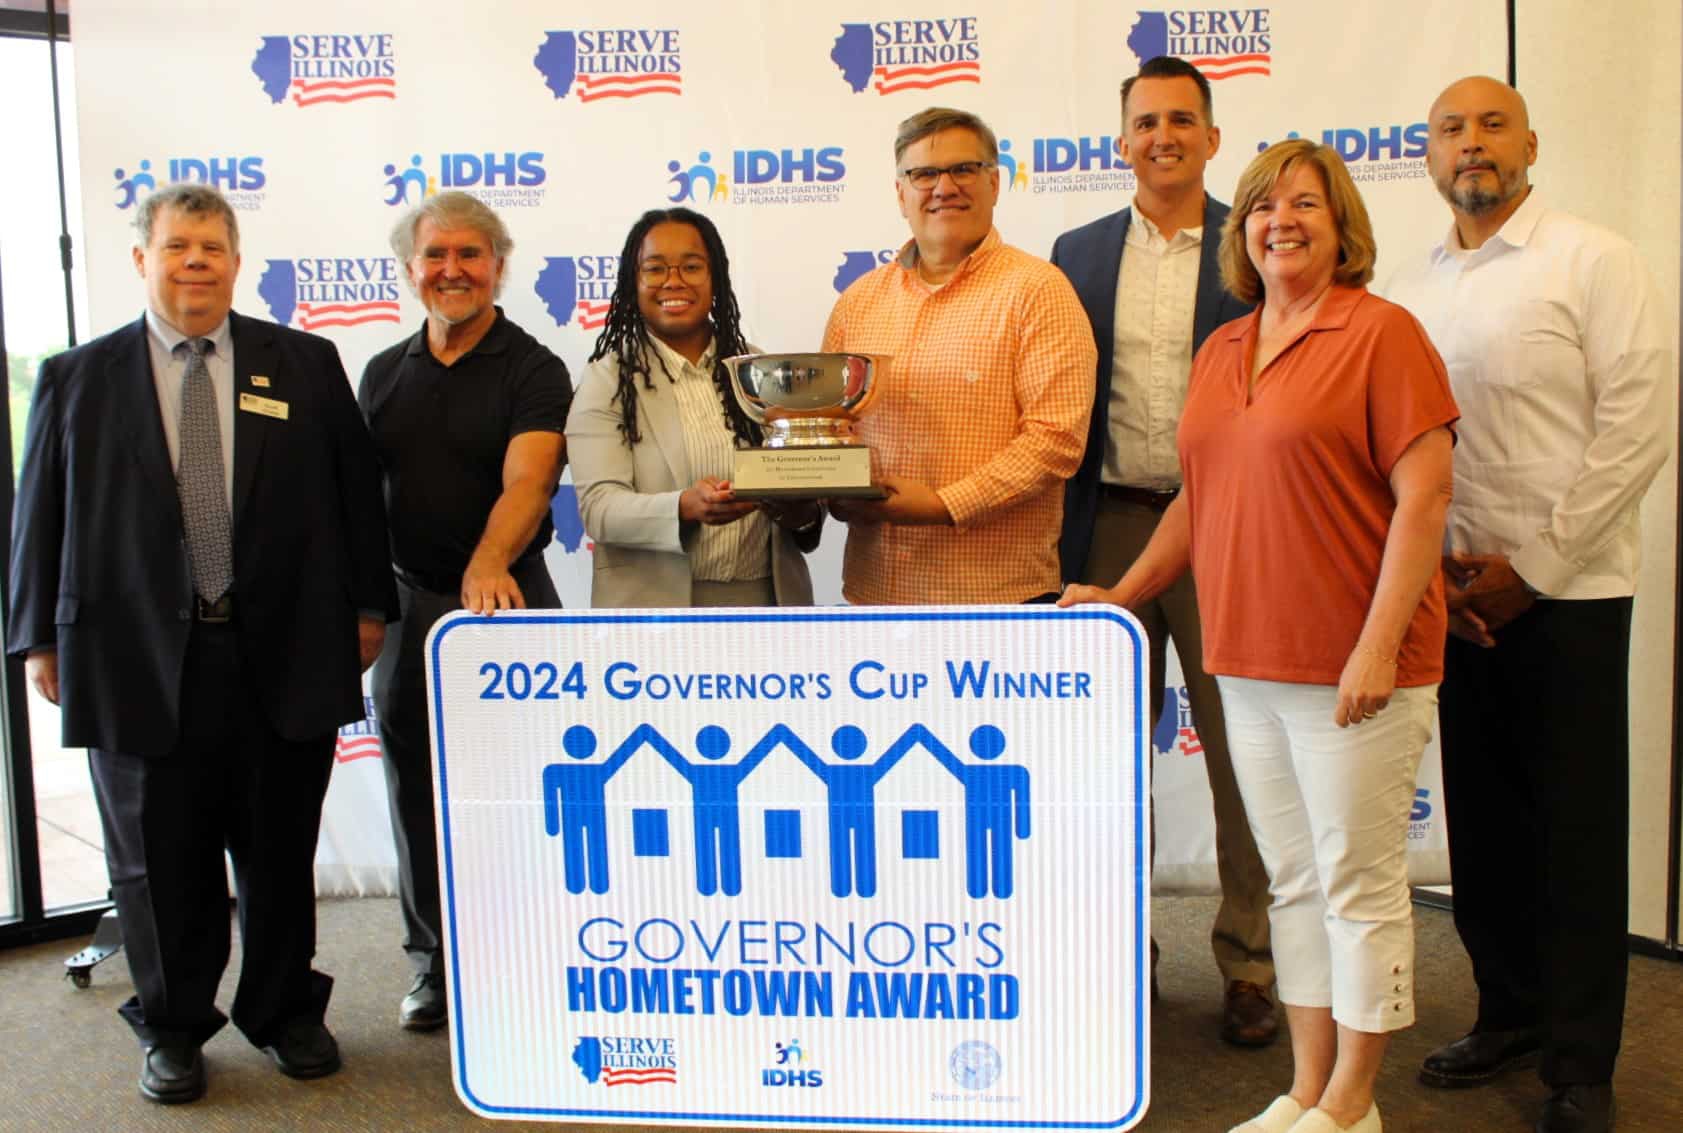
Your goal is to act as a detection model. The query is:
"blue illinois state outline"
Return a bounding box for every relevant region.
[251,36,291,104]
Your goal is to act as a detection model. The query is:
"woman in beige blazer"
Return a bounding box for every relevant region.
[565,208,821,608]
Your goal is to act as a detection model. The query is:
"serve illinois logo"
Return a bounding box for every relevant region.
[571,1035,678,1087]
[830,17,981,94]
[534,255,618,332]
[534,29,682,102]
[1127,8,1272,80]
[250,33,397,107]
[257,256,403,332]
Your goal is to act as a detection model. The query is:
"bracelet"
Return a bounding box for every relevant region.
[1356,643,1398,666]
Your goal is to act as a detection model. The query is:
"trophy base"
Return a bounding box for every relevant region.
[731,445,885,500]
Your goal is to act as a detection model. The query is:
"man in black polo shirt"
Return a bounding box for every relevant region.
[359,191,571,1030]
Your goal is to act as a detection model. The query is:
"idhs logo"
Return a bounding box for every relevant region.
[113,157,267,211]
[382,152,548,208]
[666,148,846,207]
[1009,133,1135,196]
[1256,126,1430,184]
[761,1038,823,1088]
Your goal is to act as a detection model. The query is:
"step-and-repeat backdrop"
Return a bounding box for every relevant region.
[70,0,1505,895]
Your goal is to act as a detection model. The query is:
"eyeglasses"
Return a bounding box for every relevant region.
[897,161,996,190]
[639,259,709,286]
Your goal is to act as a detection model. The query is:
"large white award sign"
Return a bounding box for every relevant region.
[426,606,1148,1128]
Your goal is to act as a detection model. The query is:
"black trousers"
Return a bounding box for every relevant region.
[372,558,560,975]
[90,620,335,1048]
[1439,597,1632,1086]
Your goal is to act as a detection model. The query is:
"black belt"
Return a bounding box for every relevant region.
[195,594,234,623]
[1099,483,1179,511]
[395,565,464,595]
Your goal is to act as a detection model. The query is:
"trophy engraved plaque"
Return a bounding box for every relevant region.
[723,352,889,499]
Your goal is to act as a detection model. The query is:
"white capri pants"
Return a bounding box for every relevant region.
[1215,676,1438,1033]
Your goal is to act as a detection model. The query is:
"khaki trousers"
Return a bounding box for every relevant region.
[1084,493,1275,988]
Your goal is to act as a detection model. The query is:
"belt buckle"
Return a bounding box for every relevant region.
[196,595,233,624]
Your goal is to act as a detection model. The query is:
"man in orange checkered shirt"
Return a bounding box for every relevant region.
[823,107,1096,605]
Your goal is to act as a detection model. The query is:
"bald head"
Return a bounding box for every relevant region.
[1429,75,1530,133]
[1425,75,1537,226]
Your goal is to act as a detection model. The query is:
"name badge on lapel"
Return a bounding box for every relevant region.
[239,392,290,420]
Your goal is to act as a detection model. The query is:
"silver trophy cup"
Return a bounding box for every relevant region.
[722,352,890,498]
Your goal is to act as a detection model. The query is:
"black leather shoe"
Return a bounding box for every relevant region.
[262,1020,342,1079]
[139,1043,205,1104]
[400,972,447,1031]
[1419,1028,1542,1088]
[1537,1083,1615,1133]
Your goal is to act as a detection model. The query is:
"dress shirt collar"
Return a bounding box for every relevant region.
[145,307,232,361]
[1129,202,1204,248]
[646,331,717,378]
[895,226,1004,286]
[1430,186,1546,263]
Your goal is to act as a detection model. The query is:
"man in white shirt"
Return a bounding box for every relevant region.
[1388,76,1671,1133]
[1050,55,1272,1047]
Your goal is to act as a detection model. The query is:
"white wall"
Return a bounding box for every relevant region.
[1519,0,1683,943]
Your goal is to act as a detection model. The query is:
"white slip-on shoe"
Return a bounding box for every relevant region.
[1288,1104,1380,1133]
[1228,1095,1305,1133]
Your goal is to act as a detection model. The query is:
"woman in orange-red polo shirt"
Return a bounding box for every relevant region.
[1063,139,1458,1133]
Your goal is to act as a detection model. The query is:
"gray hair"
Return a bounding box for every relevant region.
[133,183,241,256]
[893,106,999,166]
[389,190,514,263]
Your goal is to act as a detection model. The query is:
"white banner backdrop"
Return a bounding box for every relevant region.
[69,0,1499,896]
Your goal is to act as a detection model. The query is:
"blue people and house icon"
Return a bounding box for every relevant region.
[639,724,782,897]
[780,724,918,898]
[542,725,640,894]
[540,721,1033,900]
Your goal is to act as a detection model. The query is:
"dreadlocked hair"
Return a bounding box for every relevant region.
[587,207,759,448]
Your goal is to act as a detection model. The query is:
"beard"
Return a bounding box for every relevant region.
[1438,161,1525,216]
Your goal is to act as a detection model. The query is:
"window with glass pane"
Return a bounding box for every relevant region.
[2,32,102,913]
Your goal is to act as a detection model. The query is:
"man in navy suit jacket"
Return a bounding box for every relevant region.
[1050,55,1276,1046]
[7,184,397,1104]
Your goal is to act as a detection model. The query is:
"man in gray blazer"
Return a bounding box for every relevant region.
[358,192,570,1030]
[1051,54,1274,1046]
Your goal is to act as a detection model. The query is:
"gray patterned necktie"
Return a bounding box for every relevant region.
[176,337,233,601]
